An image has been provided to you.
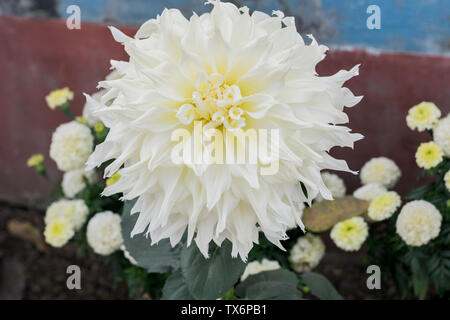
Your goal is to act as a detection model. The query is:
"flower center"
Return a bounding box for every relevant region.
[176,73,246,131]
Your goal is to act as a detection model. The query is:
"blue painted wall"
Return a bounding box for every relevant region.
[56,0,449,55]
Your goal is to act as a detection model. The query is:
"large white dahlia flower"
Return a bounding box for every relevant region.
[315,172,346,202]
[86,0,362,260]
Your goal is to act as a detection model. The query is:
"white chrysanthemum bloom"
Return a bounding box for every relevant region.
[289,233,325,273]
[367,191,401,221]
[434,115,450,156]
[240,258,280,281]
[120,244,138,265]
[396,200,442,246]
[86,1,363,260]
[87,211,123,255]
[50,121,94,171]
[46,87,74,110]
[44,217,75,247]
[353,183,387,201]
[62,168,97,198]
[360,157,401,189]
[45,199,89,231]
[315,172,346,202]
[415,141,443,169]
[330,216,368,251]
[406,102,441,132]
[445,170,450,192]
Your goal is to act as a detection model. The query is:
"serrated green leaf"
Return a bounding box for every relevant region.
[302,196,369,232]
[301,272,343,300]
[180,240,246,300]
[121,200,181,273]
[235,269,302,300]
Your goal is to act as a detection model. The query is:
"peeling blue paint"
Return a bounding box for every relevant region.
[55,0,450,54]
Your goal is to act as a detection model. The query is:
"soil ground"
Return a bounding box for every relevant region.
[0,203,397,300]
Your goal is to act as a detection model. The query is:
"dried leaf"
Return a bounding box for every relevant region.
[302,196,369,232]
[7,220,47,252]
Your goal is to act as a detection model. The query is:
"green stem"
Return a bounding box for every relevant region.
[60,102,75,120]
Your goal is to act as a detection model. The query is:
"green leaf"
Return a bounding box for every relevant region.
[411,257,429,299]
[302,196,369,232]
[161,271,194,300]
[427,251,450,294]
[301,272,343,300]
[121,200,181,273]
[406,184,433,200]
[235,269,303,300]
[180,240,246,300]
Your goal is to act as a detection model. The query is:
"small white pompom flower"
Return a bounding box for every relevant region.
[367,191,401,221]
[44,218,75,247]
[315,172,346,202]
[434,115,450,156]
[396,200,442,246]
[50,121,94,171]
[46,87,74,110]
[330,216,368,251]
[86,0,363,260]
[87,211,123,255]
[289,233,325,273]
[45,199,89,231]
[415,141,443,170]
[62,168,97,198]
[241,258,281,281]
[353,183,387,201]
[360,157,401,189]
[406,102,441,132]
[445,170,450,192]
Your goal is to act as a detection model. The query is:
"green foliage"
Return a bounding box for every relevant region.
[180,240,246,300]
[161,271,194,300]
[48,180,63,205]
[121,200,182,273]
[301,272,343,300]
[235,269,303,300]
[105,251,168,299]
[247,232,292,268]
[367,157,450,299]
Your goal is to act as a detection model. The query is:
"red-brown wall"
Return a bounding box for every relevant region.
[1,16,449,208]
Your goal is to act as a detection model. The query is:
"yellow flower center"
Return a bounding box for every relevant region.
[49,221,65,236]
[176,73,246,131]
[415,142,443,169]
[106,171,121,186]
[27,154,44,167]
